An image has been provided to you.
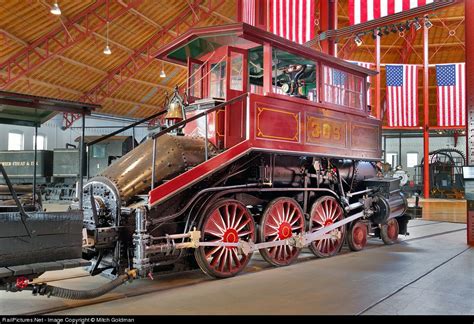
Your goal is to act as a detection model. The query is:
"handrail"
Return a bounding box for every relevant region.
[86,108,168,147]
[151,93,249,140]
[149,92,249,190]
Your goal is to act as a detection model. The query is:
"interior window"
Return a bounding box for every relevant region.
[210,61,226,98]
[271,49,318,102]
[323,66,364,109]
[8,132,24,151]
[385,153,398,168]
[407,153,418,168]
[249,47,264,95]
[230,52,243,91]
[33,134,46,150]
[189,62,202,99]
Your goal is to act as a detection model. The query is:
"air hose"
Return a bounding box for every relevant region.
[30,270,137,300]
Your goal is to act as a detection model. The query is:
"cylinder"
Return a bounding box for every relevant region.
[371,192,408,224]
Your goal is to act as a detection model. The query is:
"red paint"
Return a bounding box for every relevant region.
[15,276,28,290]
[423,23,430,198]
[149,141,251,206]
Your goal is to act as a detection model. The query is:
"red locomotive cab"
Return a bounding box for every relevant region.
[158,24,379,158]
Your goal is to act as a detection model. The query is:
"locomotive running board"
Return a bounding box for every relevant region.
[148,141,252,207]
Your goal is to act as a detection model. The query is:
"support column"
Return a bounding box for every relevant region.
[263,42,272,94]
[319,0,337,56]
[423,24,430,199]
[33,124,38,207]
[78,114,85,210]
[375,34,381,119]
[465,0,474,246]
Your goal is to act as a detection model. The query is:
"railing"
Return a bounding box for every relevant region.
[149,92,248,190]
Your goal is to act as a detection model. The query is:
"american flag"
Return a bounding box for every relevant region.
[349,0,434,25]
[271,0,315,44]
[386,65,418,127]
[347,61,373,106]
[325,67,346,106]
[436,63,465,127]
[242,0,256,26]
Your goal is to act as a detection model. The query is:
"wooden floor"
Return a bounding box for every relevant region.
[413,198,467,223]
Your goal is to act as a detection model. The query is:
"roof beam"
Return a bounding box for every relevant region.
[0,73,164,111]
[63,0,226,129]
[1,28,174,92]
[198,4,234,23]
[0,0,143,89]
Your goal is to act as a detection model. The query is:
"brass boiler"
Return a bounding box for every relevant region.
[84,134,216,207]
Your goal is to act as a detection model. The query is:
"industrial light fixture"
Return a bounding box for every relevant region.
[391,25,398,34]
[383,26,390,35]
[50,1,61,15]
[103,21,111,55]
[424,16,433,29]
[397,24,405,32]
[404,20,411,30]
[160,61,166,78]
[413,18,422,31]
[354,35,363,47]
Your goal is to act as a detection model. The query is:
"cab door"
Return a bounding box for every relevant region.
[225,47,248,148]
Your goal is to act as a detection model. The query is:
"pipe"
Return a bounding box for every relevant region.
[30,270,136,300]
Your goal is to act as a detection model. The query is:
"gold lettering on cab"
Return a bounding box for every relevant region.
[306,116,346,147]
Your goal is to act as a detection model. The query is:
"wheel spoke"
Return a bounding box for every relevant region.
[206,246,223,258]
[236,218,251,232]
[238,229,252,237]
[205,229,224,238]
[231,249,241,267]
[210,247,225,267]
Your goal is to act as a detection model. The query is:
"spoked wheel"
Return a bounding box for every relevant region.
[195,199,256,278]
[308,196,346,258]
[347,221,368,251]
[258,197,305,266]
[380,218,399,245]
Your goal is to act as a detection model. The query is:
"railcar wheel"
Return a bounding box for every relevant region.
[308,196,346,258]
[258,197,305,266]
[380,218,399,245]
[195,199,255,278]
[347,221,368,251]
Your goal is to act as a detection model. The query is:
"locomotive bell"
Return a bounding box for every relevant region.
[165,100,184,122]
[164,85,186,124]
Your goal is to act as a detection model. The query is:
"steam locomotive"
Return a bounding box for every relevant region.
[1,23,410,296]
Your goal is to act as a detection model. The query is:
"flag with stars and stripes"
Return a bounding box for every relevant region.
[436,63,465,127]
[386,64,418,127]
[349,0,434,25]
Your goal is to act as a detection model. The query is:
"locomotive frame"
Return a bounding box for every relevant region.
[1,23,411,296]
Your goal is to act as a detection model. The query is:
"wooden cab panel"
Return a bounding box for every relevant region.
[248,93,381,160]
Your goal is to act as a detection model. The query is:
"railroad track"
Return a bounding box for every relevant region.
[11,221,466,315]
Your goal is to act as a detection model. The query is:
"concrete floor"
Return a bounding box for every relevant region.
[1,218,472,315]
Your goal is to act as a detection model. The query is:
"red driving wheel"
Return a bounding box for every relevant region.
[195,199,255,278]
[258,197,305,266]
[308,196,346,258]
